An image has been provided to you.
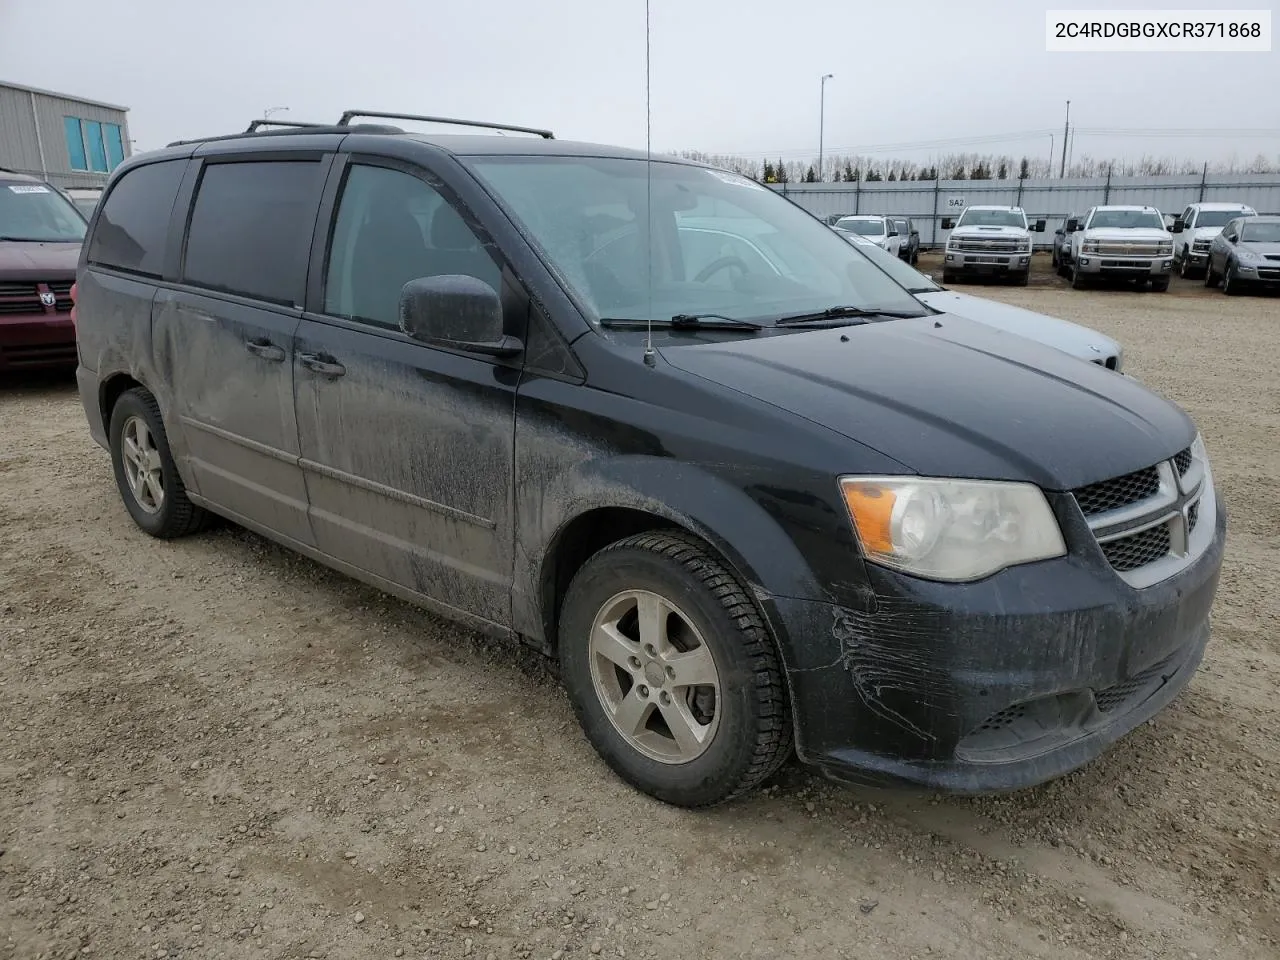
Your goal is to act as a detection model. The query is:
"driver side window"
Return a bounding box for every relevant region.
[325,163,501,329]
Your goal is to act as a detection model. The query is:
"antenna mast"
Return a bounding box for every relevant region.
[643,0,656,367]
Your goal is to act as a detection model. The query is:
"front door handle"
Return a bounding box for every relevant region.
[245,338,286,362]
[298,352,346,378]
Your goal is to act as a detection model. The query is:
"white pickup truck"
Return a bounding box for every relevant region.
[1172,202,1257,279]
[1066,206,1177,292]
[940,205,1046,286]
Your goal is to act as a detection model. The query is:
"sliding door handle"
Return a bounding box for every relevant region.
[298,353,346,378]
[245,338,286,362]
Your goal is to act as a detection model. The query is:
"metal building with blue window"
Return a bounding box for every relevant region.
[0,80,131,190]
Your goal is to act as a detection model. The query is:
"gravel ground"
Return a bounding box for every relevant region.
[2,274,1278,960]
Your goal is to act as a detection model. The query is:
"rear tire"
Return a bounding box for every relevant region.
[558,531,793,808]
[109,387,210,539]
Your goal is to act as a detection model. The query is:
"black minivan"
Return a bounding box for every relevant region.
[73,112,1226,807]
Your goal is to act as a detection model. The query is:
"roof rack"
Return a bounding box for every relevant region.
[337,109,554,139]
[243,118,329,133]
[166,122,405,148]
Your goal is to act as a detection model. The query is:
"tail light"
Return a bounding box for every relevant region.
[70,282,78,329]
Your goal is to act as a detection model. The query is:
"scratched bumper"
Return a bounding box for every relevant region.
[771,491,1227,793]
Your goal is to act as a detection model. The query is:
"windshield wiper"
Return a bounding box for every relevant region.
[774,305,924,327]
[599,313,763,331]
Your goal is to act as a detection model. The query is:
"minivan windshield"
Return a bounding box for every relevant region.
[0,181,87,242]
[468,158,927,325]
[835,217,886,236]
[954,208,1026,229]
[1087,209,1165,230]
[836,231,940,293]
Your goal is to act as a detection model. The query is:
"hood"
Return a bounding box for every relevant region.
[1188,225,1226,241]
[0,241,81,281]
[659,315,1192,490]
[949,224,1028,239]
[1241,240,1280,257]
[1080,227,1169,242]
[913,289,1121,363]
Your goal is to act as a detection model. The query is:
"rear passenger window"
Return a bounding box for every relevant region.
[183,160,324,306]
[323,163,501,329]
[87,159,186,278]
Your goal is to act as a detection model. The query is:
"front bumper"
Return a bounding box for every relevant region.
[0,313,77,372]
[1236,261,1280,284]
[771,490,1226,793]
[1076,254,1173,277]
[944,251,1032,274]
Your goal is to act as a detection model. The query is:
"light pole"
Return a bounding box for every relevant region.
[818,74,834,182]
[263,105,289,122]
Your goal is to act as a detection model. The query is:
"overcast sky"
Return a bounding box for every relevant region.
[2,0,1276,166]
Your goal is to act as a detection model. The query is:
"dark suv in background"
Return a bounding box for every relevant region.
[0,169,85,373]
[73,112,1226,808]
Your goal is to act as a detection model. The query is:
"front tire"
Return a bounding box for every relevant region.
[1204,257,1220,287]
[1071,267,1091,290]
[1151,277,1170,292]
[1178,246,1197,279]
[109,387,209,539]
[558,531,793,807]
[1222,261,1245,296]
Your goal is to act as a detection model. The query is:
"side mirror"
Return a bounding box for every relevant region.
[941,218,955,230]
[399,275,522,357]
[1171,219,1185,233]
[1066,218,1080,232]
[1033,219,1046,232]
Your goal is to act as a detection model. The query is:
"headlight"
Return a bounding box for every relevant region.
[839,476,1067,582]
[1083,241,1102,253]
[1236,248,1259,263]
[1157,243,1173,256]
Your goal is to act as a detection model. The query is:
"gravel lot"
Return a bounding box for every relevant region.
[3,270,1277,960]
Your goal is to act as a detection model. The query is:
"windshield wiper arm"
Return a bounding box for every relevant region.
[599,313,763,331]
[774,305,923,327]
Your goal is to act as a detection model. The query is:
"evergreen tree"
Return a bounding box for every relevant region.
[951,164,967,180]
[865,167,883,182]
[775,159,788,183]
[763,160,777,183]
[887,169,898,181]
[843,161,855,182]
[997,160,1009,179]
[1018,157,1030,180]
[804,165,817,183]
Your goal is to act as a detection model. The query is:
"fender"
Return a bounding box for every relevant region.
[512,452,875,658]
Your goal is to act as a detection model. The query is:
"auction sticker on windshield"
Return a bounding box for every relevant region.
[8,185,51,194]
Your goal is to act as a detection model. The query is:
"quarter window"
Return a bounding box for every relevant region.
[323,163,500,328]
[183,160,325,305]
[86,159,187,277]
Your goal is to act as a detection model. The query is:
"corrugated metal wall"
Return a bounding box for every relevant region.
[0,84,130,188]
[770,175,1280,248]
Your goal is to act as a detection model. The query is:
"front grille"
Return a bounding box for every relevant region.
[1101,524,1171,572]
[1265,255,1280,262]
[1187,501,1200,533]
[952,238,1025,253]
[1192,240,1211,250]
[1093,652,1177,713]
[1173,447,1192,476]
[0,280,69,316]
[1094,242,1164,256]
[1073,466,1160,516]
[1258,269,1280,281]
[974,702,1029,733]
